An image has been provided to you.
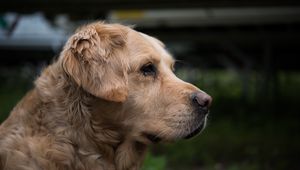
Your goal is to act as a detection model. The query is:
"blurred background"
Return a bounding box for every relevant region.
[1,0,300,169]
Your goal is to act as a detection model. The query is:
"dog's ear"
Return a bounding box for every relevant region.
[61,23,129,102]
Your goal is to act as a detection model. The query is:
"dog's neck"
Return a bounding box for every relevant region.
[34,62,147,169]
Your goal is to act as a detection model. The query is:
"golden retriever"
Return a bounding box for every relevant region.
[0,22,212,170]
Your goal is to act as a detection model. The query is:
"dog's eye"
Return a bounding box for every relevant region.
[140,63,156,76]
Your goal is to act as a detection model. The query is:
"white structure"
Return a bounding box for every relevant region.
[0,13,68,51]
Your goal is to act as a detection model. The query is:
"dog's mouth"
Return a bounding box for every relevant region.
[142,116,207,143]
[182,111,209,139]
[184,121,206,139]
[143,123,205,143]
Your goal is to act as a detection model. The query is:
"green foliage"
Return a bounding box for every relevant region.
[0,67,34,122]
[0,87,27,122]
[142,152,166,170]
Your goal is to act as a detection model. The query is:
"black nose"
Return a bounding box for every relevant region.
[191,92,212,115]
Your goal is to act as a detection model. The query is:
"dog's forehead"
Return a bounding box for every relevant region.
[138,32,174,65]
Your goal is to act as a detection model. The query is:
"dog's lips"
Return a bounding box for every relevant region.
[184,121,205,139]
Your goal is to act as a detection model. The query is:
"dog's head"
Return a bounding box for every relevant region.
[61,22,212,144]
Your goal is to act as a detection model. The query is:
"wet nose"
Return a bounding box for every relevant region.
[191,92,212,114]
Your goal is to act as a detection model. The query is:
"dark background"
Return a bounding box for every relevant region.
[1,0,300,169]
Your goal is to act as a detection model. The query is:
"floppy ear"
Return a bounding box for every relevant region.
[61,23,129,102]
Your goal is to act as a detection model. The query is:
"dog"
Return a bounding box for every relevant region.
[0,22,212,170]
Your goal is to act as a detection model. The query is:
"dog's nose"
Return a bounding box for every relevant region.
[191,92,212,114]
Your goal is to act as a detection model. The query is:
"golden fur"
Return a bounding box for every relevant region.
[0,22,212,170]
